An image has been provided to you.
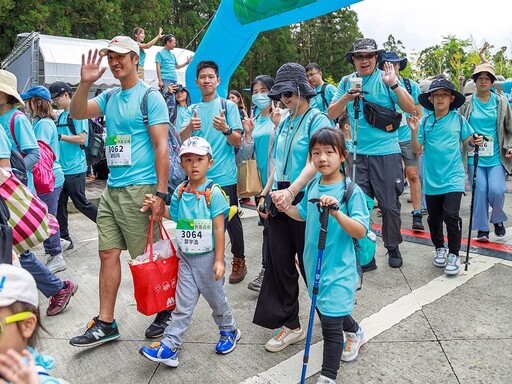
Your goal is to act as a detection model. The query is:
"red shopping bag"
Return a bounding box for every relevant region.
[129,218,178,316]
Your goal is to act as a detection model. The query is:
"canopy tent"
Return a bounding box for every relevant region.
[1,32,193,93]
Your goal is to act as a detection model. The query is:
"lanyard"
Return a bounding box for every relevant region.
[281,108,312,179]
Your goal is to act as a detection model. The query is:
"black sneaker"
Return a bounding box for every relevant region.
[412,214,425,231]
[145,309,173,339]
[69,317,120,347]
[387,247,403,268]
[361,257,377,273]
[494,222,506,237]
[476,230,490,242]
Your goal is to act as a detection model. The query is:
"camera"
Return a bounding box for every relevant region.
[176,84,183,92]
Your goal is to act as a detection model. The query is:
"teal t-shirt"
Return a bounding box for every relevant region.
[252,113,275,186]
[466,93,500,167]
[0,124,10,159]
[94,81,169,188]
[33,117,65,188]
[182,95,243,186]
[397,78,421,143]
[139,48,147,67]
[170,180,229,254]
[155,49,177,81]
[418,111,474,195]
[333,70,402,155]
[310,83,337,113]
[175,105,188,131]
[501,80,512,94]
[297,177,369,317]
[56,112,88,175]
[272,108,332,190]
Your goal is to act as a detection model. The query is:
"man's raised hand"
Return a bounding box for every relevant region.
[81,49,107,85]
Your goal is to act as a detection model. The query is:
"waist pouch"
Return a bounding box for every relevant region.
[363,99,402,133]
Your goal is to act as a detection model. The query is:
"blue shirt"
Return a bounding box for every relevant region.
[139,48,147,67]
[33,117,65,188]
[94,81,169,188]
[252,114,275,186]
[175,105,188,132]
[297,177,369,316]
[155,49,177,81]
[28,347,68,384]
[397,77,421,143]
[272,108,332,190]
[0,124,10,159]
[56,112,88,175]
[310,83,337,113]
[333,70,402,155]
[418,111,474,195]
[182,95,243,186]
[466,93,500,167]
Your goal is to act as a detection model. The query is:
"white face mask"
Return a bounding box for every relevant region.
[252,93,271,110]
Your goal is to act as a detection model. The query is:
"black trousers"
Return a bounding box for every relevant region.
[425,192,463,255]
[221,184,245,258]
[57,172,98,239]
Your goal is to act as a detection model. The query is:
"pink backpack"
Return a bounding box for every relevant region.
[10,111,56,195]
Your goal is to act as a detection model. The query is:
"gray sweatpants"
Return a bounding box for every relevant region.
[161,249,237,349]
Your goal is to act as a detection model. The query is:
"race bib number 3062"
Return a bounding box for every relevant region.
[176,219,213,254]
[106,134,132,167]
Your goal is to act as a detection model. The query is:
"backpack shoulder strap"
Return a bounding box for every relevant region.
[140,87,156,126]
[308,110,327,138]
[319,83,328,109]
[9,111,24,152]
[342,180,357,206]
[403,78,412,95]
[67,116,77,136]
[105,87,121,105]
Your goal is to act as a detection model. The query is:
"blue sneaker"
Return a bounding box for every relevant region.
[215,329,241,354]
[139,342,179,367]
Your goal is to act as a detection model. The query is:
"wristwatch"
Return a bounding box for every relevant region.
[155,191,171,205]
[58,134,62,141]
[222,127,233,136]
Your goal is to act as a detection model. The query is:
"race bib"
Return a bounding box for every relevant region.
[468,136,494,157]
[106,135,132,167]
[176,219,213,254]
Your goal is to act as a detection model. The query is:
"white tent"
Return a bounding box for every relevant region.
[1,32,193,93]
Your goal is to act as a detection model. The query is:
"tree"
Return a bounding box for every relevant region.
[382,34,406,58]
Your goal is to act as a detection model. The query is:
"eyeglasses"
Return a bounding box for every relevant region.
[306,72,320,78]
[431,92,452,99]
[52,94,63,103]
[0,312,33,337]
[353,53,376,61]
[280,91,294,99]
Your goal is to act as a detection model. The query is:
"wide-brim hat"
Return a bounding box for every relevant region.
[471,63,497,83]
[345,38,385,65]
[0,70,24,106]
[418,78,466,111]
[378,51,407,71]
[99,36,140,56]
[267,63,316,101]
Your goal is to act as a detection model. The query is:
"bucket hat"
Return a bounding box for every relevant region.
[418,78,466,111]
[345,38,385,65]
[471,63,496,83]
[0,70,24,106]
[267,63,316,101]
[378,51,407,71]
[99,36,140,56]
[20,85,51,101]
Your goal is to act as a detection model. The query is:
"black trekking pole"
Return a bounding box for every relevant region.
[300,199,338,384]
[352,94,362,181]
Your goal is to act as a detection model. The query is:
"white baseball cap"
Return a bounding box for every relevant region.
[100,36,140,56]
[0,264,38,308]
[179,137,213,158]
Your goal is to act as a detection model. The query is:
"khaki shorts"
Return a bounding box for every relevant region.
[399,140,418,168]
[137,65,145,81]
[97,184,159,258]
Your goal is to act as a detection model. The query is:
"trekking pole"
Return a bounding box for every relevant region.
[300,199,338,384]
[352,94,362,181]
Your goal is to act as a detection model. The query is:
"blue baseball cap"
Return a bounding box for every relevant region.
[20,85,51,101]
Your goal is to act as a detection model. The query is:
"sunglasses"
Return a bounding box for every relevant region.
[353,53,376,60]
[280,91,294,99]
[0,311,33,337]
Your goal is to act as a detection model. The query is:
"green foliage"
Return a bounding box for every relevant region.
[382,34,407,58]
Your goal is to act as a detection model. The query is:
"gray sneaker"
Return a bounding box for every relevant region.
[444,253,461,276]
[433,248,448,268]
[46,253,66,274]
[248,268,265,292]
[60,238,74,251]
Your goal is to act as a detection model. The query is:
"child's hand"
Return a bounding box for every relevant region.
[0,349,39,384]
[407,114,419,132]
[213,260,225,281]
[140,193,157,213]
[319,195,339,215]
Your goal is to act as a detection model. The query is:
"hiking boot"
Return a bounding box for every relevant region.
[46,253,66,274]
[412,214,425,231]
[444,253,461,276]
[341,327,366,362]
[476,231,489,243]
[215,329,241,354]
[229,257,247,284]
[47,280,77,316]
[433,247,448,268]
[494,222,506,237]
[60,238,74,251]
[247,268,265,292]
[139,342,179,367]
[361,257,377,273]
[264,325,306,352]
[69,317,121,347]
[145,309,173,339]
[316,375,336,384]
[387,247,403,268]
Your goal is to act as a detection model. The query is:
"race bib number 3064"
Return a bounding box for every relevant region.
[176,219,213,254]
[106,134,132,167]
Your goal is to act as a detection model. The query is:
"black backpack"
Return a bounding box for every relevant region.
[57,116,105,166]
[9,149,27,186]
[316,83,329,110]
[0,196,13,264]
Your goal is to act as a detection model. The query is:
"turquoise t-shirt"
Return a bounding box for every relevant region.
[155,49,177,81]
[397,78,421,143]
[33,117,65,189]
[175,105,188,131]
[0,124,10,159]
[310,83,337,113]
[333,70,402,155]
[418,111,474,195]
[501,80,512,94]
[272,108,332,190]
[297,177,369,317]
[139,48,147,67]
[170,180,229,254]
[182,95,243,186]
[94,81,169,188]
[252,113,275,186]
[466,93,500,167]
[28,347,68,384]
[56,111,88,175]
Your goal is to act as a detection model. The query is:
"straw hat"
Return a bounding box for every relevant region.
[0,70,24,106]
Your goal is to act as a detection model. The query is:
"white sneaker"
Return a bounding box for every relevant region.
[433,247,448,268]
[341,327,366,362]
[60,238,74,251]
[264,325,305,352]
[46,253,66,274]
[316,375,336,384]
[444,253,460,276]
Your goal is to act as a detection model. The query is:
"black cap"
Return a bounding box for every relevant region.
[49,81,72,99]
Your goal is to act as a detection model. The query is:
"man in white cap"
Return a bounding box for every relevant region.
[69,36,172,346]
